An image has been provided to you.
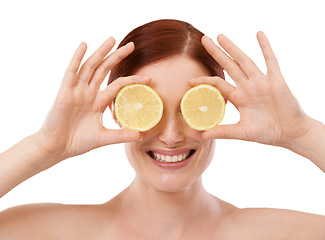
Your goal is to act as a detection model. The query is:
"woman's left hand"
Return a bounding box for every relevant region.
[190,32,309,147]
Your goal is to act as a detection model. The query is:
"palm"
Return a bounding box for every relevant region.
[43,90,103,157]
[234,81,299,146]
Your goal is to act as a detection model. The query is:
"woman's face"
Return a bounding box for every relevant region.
[124,56,216,192]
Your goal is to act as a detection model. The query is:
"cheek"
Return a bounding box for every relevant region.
[206,140,216,162]
[124,143,139,170]
[199,140,216,171]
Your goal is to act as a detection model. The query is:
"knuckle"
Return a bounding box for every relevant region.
[113,77,127,89]
[238,56,249,65]
[268,56,279,64]
[65,66,77,76]
[115,52,124,62]
[96,64,108,75]
[221,60,232,70]
[83,59,97,70]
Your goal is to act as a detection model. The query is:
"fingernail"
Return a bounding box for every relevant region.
[125,41,135,47]
[203,35,214,42]
[139,76,151,81]
[188,79,198,86]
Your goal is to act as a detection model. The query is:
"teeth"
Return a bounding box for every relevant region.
[150,150,194,163]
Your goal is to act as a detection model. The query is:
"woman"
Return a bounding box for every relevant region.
[0,19,324,239]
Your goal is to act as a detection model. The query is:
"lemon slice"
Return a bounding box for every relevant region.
[181,84,225,131]
[115,84,163,132]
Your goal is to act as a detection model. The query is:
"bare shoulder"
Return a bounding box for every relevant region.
[219,207,325,239]
[0,203,111,239]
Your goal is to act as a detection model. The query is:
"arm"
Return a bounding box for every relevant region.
[190,33,325,172]
[0,37,149,198]
[284,116,325,171]
[0,133,56,198]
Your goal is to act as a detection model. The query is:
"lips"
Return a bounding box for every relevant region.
[146,149,196,163]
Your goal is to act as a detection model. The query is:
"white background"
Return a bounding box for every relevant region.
[0,0,324,215]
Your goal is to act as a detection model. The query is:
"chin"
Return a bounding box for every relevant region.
[148,173,200,193]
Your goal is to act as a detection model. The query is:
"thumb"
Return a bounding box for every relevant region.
[98,128,141,146]
[202,123,246,141]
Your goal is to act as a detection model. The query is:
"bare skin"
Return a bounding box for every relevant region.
[0,32,325,239]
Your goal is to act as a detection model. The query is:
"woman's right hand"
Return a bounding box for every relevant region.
[35,37,150,162]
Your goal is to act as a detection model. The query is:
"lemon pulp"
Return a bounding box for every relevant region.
[181,84,225,131]
[115,84,163,132]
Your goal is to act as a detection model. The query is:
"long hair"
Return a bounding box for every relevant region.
[108,19,224,84]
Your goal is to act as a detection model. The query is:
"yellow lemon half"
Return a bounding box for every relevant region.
[115,84,163,132]
[181,84,225,131]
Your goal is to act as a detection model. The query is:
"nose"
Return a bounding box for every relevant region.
[157,112,185,147]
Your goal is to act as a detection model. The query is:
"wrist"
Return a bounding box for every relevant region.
[282,115,325,170]
[28,132,66,171]
[284,116,318,149]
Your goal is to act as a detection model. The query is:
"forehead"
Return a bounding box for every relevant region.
[135,56,210,98]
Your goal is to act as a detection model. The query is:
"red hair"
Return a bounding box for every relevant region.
[108,19,224,84]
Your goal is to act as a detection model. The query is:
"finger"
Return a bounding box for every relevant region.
[98,128,141,146]
[202,123,246,140]
[256,31,281,76]
[98,75,151,109]
[77,37,116,86]
[89,42,135,87]
[201,35,247,83]
[217,34,264,78]
[62,42,87,87]
[189,77,235,102]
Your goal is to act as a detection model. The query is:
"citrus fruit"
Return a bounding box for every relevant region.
[114,84,163,132]
[180,84,225,131]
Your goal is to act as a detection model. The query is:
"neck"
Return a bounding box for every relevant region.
[117,176,221,237]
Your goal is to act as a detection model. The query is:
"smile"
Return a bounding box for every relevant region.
[147,149,196,163]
